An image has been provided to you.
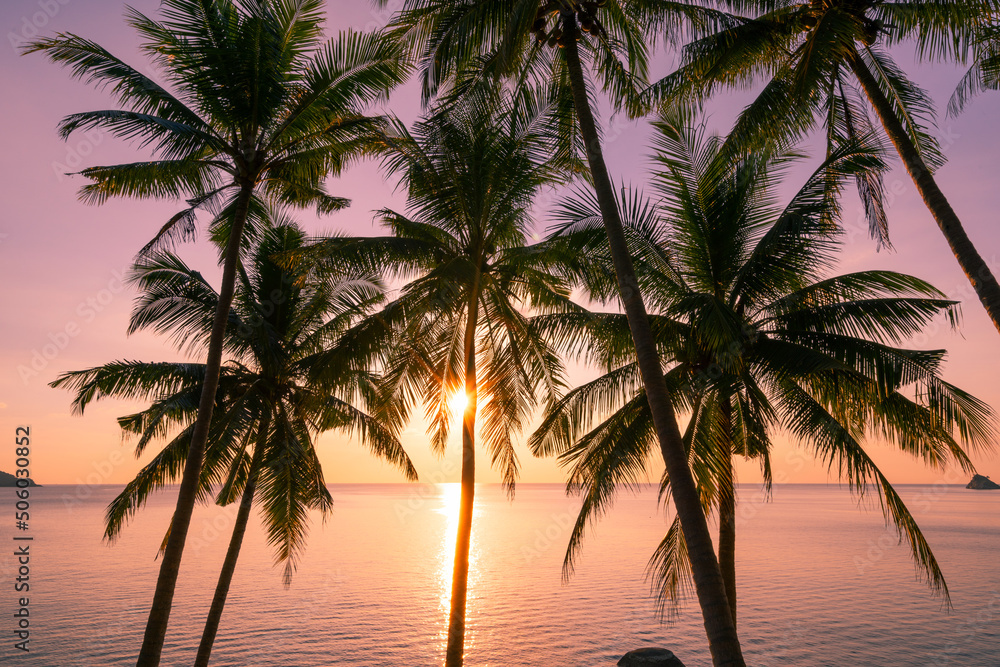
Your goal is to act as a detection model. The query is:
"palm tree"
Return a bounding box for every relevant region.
[379,3,746,662]
[949,20,1000,115]
[531,117,995,626]
[650,0,1000,337]
[25,2,408,661]
[51,221,417,665]
[307,94,573,667]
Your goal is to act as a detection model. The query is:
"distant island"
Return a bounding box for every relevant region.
[0,471,40,487]
[967,474,1000,490]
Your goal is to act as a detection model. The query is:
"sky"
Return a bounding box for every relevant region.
[0,0,998,491]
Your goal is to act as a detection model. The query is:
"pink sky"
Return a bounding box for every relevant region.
[0,0,998,489]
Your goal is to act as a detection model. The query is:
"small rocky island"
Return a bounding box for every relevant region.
[0,471,40,487]
[966,474,1000,490]
[619,649,686,666]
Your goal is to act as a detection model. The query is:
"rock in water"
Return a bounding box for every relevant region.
[967,474,1000,490]
[0,471,39,487]
[618,648,686,666]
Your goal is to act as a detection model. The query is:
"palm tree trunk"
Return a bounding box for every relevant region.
[194,411,271,667]
[445,279,481,667]
[848,53,1000,336]
[718,398,737,628]
[137,185,254,667]
[560,13,744,667]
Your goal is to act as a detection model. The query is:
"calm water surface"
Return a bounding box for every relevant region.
[1,483,998,666]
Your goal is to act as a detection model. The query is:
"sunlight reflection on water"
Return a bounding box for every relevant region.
[435,482,483,657]
[8,484,999,666]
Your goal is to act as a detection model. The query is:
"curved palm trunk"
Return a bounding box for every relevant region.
[848,53,1000,336]
[445,279,481,667]
[194,411,271,667]
[138,185,254,667]
[718,398,737,628]
[560,13,744,667]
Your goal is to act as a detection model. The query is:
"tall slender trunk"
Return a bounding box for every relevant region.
[194,410,272,667]
[560,13,744,667]
[445,276,481,667]
[849,52,1000,335]
[137,185,254,666]
[718,398,737,628]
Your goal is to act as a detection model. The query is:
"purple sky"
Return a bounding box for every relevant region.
[1,0,998,489]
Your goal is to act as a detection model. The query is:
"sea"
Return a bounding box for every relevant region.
[1,483,998,666]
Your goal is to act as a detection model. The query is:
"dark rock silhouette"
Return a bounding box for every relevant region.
[0,471,39,487]
[618,648,686,666]
[967,474,1000,490]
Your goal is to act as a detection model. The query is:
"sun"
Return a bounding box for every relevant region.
[450,390,469,415]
